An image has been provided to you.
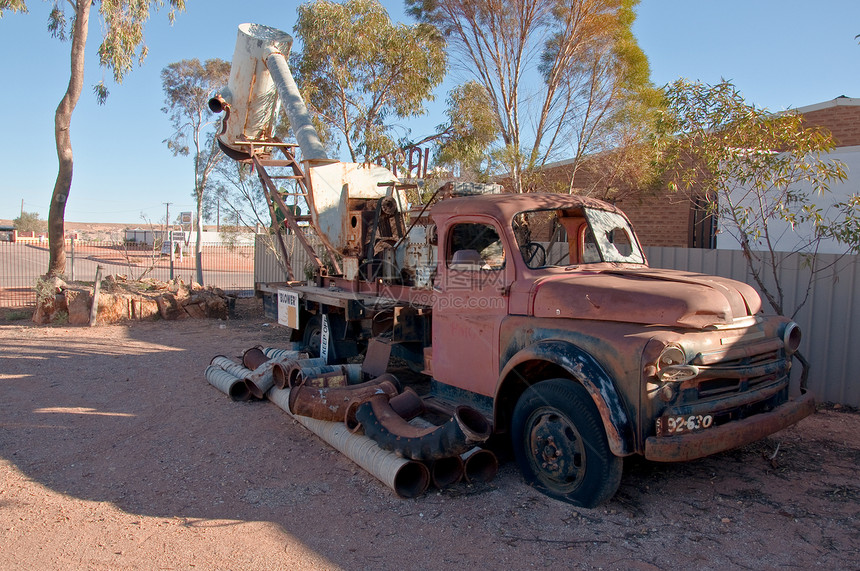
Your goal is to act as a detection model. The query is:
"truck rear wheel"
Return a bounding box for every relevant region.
[511,379,622,508]
[302,315,322,358]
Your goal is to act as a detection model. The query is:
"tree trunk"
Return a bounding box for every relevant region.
[195,188,204,285]
[47,0,92,277]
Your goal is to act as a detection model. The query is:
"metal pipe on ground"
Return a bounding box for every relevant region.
[288,377,400,423]
[242,347,270,370]
[274,357,327,389]
[210,355,254,380]
[298,363,363,387]
[268,387,430,498]
[408,416,464,488]
[346,384,424,432]
[355,395,492,461]
[244,359,281,400]
[205,365,252,401]
[262,344,306,360]
[461,447,499,484]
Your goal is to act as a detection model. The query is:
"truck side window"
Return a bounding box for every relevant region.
[448,223,505,271]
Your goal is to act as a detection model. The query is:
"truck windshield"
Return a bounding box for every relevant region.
[512,207,645,268]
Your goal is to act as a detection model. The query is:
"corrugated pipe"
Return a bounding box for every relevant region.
[461,447,499,484]
[205,365,252,401]
[210,355,254,381]
[273,357,327,389]
[262,343,305,360]
[355,395,492,461]
[288,376,400,423]
[268,387,429,498]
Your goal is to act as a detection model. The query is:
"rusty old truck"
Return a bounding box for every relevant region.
[213,23,815,507]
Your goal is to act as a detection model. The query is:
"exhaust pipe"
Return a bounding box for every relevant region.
[288,376,400,423]
[268,387,429,498]
[356,396,492,461]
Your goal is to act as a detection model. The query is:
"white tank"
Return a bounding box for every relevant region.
[211,23,292,157]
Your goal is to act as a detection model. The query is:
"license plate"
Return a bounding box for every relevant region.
[656,414,714,436]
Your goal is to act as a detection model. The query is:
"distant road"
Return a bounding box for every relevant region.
[0,242,254,306]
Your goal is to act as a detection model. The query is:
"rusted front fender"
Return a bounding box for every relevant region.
[497,339,635,456]
[644,390,816,462]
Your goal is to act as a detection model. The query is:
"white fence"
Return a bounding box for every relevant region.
[255,235,860,406]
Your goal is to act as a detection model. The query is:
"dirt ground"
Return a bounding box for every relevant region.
[1,299,858,570]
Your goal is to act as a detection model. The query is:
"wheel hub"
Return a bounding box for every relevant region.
[528,411,585,487]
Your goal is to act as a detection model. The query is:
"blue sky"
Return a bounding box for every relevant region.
[1,0,858,224]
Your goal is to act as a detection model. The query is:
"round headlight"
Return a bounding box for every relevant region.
[783,322,801,354]
[658,346,686,368]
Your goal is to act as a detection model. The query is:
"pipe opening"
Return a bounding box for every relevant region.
[455,406,492,442]
[462,449,499,484]
[392,461,430,499]
[430,456,464,489]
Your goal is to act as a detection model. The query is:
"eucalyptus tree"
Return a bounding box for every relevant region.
[0,0,185,277]
[292,0,446,163]
[161,58,231,285]
[407,0,658,193]
[656,79,859,318]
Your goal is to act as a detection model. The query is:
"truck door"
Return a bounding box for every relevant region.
[432,219,512,397]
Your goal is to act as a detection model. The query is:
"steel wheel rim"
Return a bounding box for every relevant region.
[524,406,587,492]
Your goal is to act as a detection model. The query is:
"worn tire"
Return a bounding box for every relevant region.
[302,315,322,358]
[511,379,623,508]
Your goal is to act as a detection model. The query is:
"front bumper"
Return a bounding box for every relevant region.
[644,390,815,462]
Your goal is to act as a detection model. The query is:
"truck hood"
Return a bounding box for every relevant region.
[528,268,762,328]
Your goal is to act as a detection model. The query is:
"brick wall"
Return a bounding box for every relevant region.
[524,158,696,248]
[508,100,858,249]
[801,102,860,147]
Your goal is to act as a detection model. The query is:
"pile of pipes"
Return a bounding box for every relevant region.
[206,344,498,498]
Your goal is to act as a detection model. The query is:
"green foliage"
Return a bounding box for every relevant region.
[655,79,860,316]
[293,0,446,162]
[161,57,231,277]
[434,81,501,180]
[13,211,46,233]
[0,0,27,17]
[161,58,231,158]
[408,0,656,192]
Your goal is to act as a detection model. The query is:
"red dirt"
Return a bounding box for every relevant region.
[1,299,858,569]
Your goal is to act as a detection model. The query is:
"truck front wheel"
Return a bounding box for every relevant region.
[511,379,622,508]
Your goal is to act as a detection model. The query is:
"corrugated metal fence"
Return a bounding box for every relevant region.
[646,247,860,407]
[258,239,860,406]
[254,232,324,284]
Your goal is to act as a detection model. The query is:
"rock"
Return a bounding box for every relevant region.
[183,302,207,319]
[64,289,91,325]
[32,293,68,324]
[95,291,129,324]
[131,297,160,320]
[156,292,188,320]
